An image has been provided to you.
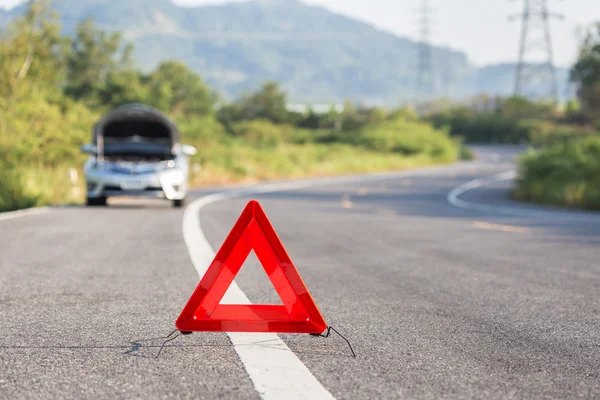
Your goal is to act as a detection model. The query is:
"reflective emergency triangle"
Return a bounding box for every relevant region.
[176,200,327,334]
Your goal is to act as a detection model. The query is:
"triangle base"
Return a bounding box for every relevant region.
[177,304,325,333]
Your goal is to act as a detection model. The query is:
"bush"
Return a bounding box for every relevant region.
[429,108,599,146]
[1,98,97,167]
[229,119,294,148]
[0,97,98,209]
[0,157,38,212]
[459,146,475,161]
[356,115,459,162]
[521,119,597,146]
[514,137,600,210]
[177,116,228,144]
[429,111,529,144]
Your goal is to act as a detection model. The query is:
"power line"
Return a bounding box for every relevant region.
[415,0,435,104]
[509,0,564,102]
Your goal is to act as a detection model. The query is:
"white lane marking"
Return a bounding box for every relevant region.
[0,207,50,221]
[446,171,600,221]
[182,162,481,400]
[447,170,520,214]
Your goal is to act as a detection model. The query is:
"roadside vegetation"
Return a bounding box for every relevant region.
[512,23,600,211]
[514,137,600,210]
[426,97,597,146]
[0,1,466,212]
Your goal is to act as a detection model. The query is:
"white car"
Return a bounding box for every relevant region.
[81,103,197,207]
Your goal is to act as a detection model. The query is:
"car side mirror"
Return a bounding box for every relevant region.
[80,143,97,154]
[182,144,197,156]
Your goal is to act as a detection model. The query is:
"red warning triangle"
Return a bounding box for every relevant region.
[176,200,327,334]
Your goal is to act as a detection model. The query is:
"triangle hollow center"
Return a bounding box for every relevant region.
[219,248,284,306]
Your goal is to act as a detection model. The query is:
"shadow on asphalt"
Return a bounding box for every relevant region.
[0,333,357,359]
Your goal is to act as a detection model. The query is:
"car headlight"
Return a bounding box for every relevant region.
[88,161,107,171]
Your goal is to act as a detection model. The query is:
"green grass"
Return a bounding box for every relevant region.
[0,167,38,212]
[0,163,86,212]
[183,117,461,186]
[514,137,600,211]
[187,140,452,186]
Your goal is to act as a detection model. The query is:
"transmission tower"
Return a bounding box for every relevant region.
[510,0,564,101]
[416,0,435,103]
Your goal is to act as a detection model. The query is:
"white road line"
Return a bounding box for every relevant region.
[182,163,480,400]
[446,171,600,221]
[446,170,524,214]
[0,207,50,221]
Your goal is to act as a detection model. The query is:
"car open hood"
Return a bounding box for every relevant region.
[92,103,180,159]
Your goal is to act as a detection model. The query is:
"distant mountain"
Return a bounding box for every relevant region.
[0,8,9,26]
[0,0,575,105]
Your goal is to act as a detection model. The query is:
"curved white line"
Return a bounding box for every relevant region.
[447,171,600,221]
[446,170,526,214]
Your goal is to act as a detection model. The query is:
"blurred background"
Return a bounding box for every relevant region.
[1,0,599,212]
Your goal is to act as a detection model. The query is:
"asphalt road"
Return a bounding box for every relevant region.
[1,145,599,399]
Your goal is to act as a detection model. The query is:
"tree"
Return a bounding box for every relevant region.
[232,81,290,124]
[97,69,148,108]
[217,81,290,127]
[244,81,289,123]
[297,107,322,129]
[571,22,600,122]
[64,18,133,104]
[0,0,67,101]
[338,100,387,132]
[144,61,216,117]
[498,96,555,120]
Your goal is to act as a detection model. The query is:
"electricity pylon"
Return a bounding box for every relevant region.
[510,0,564,101]
[416,0,435,103]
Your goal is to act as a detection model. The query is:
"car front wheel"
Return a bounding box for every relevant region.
[87,196,107,206]
[173,199,185,208]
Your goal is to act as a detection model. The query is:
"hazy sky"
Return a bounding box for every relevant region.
[1,0,597,67]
